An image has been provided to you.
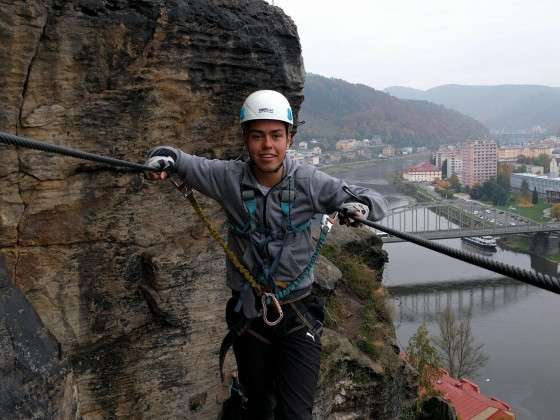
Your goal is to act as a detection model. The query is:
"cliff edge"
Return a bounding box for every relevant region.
[0,1,415,418]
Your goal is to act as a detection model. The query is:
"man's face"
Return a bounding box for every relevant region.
[244,120,291,173]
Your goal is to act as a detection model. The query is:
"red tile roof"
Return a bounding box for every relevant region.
[433,369,515,420]
[406,162,439,173]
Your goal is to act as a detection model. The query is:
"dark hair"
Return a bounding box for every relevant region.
[241,121,291,138]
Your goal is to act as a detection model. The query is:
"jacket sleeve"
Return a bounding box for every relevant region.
[309,168,389,221]
[171,147,229,203]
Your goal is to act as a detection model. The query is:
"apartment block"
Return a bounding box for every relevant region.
[461,140,497,188]
[433,146,463,181]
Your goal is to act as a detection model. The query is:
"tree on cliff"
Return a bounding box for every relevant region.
[432,308,488,379]
[406,323,442,401]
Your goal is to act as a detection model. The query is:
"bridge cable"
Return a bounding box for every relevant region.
[1,130,560,295]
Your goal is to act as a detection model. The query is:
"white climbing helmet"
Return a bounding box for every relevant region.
[240,90,294,126]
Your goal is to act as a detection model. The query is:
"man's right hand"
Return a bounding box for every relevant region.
[144,146,177,181]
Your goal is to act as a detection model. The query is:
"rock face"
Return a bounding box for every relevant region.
[314,329,417,420]
[0,1,303,418]
[0,1,416,419]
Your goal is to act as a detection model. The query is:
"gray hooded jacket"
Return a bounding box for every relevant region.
[170,149,388,318]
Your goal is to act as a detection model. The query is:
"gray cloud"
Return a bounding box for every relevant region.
[274,0,560,89]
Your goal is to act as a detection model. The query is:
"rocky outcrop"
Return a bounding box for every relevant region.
[313,227,417,419]
[0,1,416,419]
[314,329,417,420]
[0,1,303,418]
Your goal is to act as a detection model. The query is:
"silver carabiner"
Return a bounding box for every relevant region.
[321,212,337,233]
[262,293,284,326]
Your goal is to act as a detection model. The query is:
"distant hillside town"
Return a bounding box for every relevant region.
[291,137,428,166]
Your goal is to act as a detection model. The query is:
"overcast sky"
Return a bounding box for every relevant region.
[273,0,560,90]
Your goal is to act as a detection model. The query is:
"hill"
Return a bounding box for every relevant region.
[385,84,560,132]
[298,74,489,147]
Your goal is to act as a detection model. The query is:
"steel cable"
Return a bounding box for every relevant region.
[360,218,560,295]
[1,130,559,295]
[0,131,155,172]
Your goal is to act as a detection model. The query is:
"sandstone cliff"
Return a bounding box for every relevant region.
[0,1,415,418]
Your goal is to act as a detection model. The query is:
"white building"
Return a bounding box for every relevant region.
[433,146,463,181]
[403,162,442,183]
[511,173,560,202]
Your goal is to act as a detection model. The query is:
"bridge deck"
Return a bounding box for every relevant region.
[380,223,560,242]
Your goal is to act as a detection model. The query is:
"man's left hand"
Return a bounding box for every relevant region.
[338,202,369,227]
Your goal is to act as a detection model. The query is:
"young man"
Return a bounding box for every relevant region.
[145,90,388,419]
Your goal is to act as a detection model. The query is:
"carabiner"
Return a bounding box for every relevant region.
[169,177,194,199]
[262,293,284,326]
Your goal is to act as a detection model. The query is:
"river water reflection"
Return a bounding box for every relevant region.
[335,158,560,420]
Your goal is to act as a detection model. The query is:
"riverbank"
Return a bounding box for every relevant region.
[497,234,560,263]
[320,159,381,175]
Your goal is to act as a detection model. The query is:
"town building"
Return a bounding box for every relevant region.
[549,149,560,176]
[336,139,360,150]
[434,146,463,181]
[461,140,497,188]
[287,149,320,166]
[382,145,395,157]
[402,162,441,183]
[512,163,543,175]
[369,136,383,145]
[433,370,515,420]
[511,173,560,202]
[497,145,554,162]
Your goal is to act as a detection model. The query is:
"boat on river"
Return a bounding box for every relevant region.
[461,236,497,250]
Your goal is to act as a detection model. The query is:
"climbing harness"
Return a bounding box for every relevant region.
[229,177,332,309]
[1,130,560,297]
[169,175,334,325]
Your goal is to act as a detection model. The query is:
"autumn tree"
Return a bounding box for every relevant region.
[448,174,461,192]
[534,153,552,173]
[497,162,512,189]
[517,179,532,207]
[551,204,560,220]
[407,323,442,405]
[432,308,488,379]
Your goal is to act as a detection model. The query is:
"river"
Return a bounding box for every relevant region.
[333,157,560,420]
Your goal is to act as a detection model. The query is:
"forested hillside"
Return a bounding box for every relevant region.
[299,74,488,147]
[385,84,560,132]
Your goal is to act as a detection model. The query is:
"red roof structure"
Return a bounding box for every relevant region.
[433,369,515,420]
[406,162,439,173]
